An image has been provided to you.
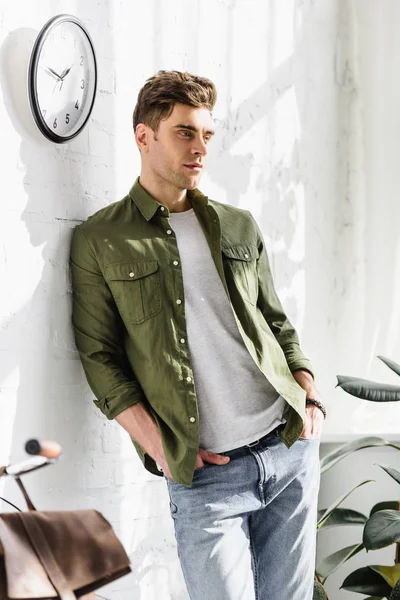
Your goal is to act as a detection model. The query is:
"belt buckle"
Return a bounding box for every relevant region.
[247,439,260,448]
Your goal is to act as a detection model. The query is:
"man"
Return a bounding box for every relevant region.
[70,70,326,600]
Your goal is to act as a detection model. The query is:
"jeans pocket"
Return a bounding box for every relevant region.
[192,464,209,477]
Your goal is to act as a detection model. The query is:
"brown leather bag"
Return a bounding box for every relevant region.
[0,469,131,599]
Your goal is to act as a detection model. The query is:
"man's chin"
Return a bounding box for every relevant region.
[181,172,202,190]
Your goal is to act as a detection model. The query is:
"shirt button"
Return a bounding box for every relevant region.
[160,206,165,211]
[176,299,182,305]
[167,229,172,235]
[180,338,185,344]
[244,253,249,258]
[186,376,192,382]
[173,260,179,266]
[129,272,134,277]
[189,417,196,423]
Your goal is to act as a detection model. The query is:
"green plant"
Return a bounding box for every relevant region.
[313,356,400,600]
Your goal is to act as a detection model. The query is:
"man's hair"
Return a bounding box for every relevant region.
[132,70,217,133]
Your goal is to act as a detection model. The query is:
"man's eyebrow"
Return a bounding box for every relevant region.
[173,124,215,136]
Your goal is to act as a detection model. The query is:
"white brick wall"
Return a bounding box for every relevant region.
[1,1,399,599]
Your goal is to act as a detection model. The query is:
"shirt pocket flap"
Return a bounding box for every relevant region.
[104,261,159,281]
[221,245,259,261]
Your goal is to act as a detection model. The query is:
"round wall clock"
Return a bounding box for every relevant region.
[28,14,97,143]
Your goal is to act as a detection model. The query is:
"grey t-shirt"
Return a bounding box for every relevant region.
[168,207,287,453]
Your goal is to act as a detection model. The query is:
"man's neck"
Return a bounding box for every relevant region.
[138,172,192,213]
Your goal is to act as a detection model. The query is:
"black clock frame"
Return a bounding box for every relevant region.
[28,14,97,144]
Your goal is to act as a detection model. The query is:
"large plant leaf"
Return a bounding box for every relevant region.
[336,375,400,401]
[378,356,400,378]
[317,543,364,583]
[370,501,400,517]
[377,465,400,486]
[364,510,400,550]
[313,579,328,599]
[370,564,400,588]
[390,578,400,599]
[341,566,392,596]
[317,507,367,530]
[318,480,374,528]
[321,437,400,474]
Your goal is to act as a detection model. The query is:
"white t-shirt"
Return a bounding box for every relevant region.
[168,208,287,453]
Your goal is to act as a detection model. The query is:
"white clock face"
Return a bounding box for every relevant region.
[29,16,97,142]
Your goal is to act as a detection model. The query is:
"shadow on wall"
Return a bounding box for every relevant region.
[206,3,325,333]
[0,27,93,507]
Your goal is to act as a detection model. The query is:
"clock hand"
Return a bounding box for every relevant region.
[57,64,75,92]
[60,64,74,80]
[46,66,62,79]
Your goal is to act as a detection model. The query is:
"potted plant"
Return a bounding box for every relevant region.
[313,356,400,599]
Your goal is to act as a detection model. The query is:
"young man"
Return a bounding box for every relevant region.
[70,70,326,600]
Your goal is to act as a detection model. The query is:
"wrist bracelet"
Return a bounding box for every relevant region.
[306,398,327,419]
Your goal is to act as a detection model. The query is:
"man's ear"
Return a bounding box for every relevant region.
[135,123,150,153]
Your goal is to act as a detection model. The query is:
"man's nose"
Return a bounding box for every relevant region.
[192,136,208,156]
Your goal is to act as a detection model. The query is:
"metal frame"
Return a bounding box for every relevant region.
[28,13,98,144]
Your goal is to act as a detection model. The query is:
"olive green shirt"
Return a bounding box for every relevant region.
[70,178,315,486]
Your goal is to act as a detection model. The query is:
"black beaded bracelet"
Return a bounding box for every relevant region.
[306,398,327,419]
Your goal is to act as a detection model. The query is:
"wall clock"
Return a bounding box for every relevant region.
[28,14,97,143]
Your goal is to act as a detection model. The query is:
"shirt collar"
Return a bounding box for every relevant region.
[128,176,209,221]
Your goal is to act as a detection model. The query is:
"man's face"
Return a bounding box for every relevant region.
[143,103,215,190]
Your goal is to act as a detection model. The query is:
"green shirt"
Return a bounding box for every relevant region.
[70,177,314,486]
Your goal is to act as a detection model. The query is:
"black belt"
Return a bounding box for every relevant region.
[246,423,286,448]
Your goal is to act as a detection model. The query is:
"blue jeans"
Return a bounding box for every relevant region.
[166,427,321,600]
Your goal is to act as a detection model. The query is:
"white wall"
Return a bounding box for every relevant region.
[0,1,399,599]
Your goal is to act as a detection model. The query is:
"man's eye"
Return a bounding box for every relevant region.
[179,131,192,137]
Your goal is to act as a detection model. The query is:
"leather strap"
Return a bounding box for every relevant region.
[19,512,77,600]
[15,476,37,511]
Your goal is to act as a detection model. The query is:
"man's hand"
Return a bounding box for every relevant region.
[194,448,230,471]
[292,369,325,440]
[156,447,230,481]
[300,404,324,439]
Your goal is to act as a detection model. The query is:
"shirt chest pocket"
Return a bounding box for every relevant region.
[221,245,259,306]
[104,261,162,324]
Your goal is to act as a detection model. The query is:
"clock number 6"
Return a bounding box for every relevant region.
[53,118,57,129]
